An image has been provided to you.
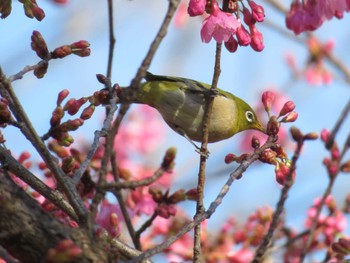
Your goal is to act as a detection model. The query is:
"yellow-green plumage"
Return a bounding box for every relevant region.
[125,72,264,143]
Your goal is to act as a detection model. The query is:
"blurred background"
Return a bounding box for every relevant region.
[1,0,350,259]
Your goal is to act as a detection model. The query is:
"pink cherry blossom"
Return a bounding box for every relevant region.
[286,0,350,35]
[200,4,239,43]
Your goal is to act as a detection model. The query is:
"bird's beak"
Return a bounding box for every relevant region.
[255,122,266,134]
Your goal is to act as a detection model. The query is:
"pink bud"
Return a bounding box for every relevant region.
[70,40,90,49]
[18,151,31,163]
[224,35,238,53]
[261,91,275,113]
[50,106,64,127]
[250,25,264,52]
[281,111,298,123]
[188,0,206,16]
[236,24,251,46]
[80,104,95,120]
[243,7,255,26]
[109,213,119,227]
[248,1,265,22]
[52,45,72,59]
[321,129,330,142]
[57,89,70,105]
[225,153,236,164]
[31,31,49,59]
[279,101,296,117]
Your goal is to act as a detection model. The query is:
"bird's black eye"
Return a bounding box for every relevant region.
[245,111,254,123]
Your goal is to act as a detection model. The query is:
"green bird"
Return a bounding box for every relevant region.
[120,72,265,144]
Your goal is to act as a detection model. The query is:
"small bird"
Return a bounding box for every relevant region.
[120,72,264,144]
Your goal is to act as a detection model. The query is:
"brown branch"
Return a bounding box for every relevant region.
[135,212,158,238]
[106,0,116,79]
[325,97,350,149]
[193,42,222,262]
[103,166,167,190]
[110,152,140,250]
[0,145,78,221]
[0,172,108,263]
[253,136,304,262]
[0,68,87,225]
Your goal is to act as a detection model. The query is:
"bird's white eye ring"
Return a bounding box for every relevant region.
[245,111,254,123]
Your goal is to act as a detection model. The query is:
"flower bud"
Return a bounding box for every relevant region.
[261,91,275,113]
[224,153,236,164]
[188,0,205,16]
[303,132,319,141]
[156,203,177,219]
[243,6,255,26]
[57,89,70,106]
[0,0,11,18]
[278,101,296,117]
[56,132,74,147]
[251,135,260,149]
[96,74,107,84]
[168,189,186,203]
[320,129,330,142]
[64,97,88,115]
[161,147,177,171]
[248,1,265,22]
[186,188,198,201]
[340,160,350,173]
[70,41,91,57]
[18,151,31,164]
[281,111,298,123]
[51,45,72,59]
[236,24,251,46]
[80,104,95,120]
[250,24,264,52]
[48,140,70,158]
[33,60,48,79]
[290,126,303,142]
[31,30,49,59]
[149,186,163,202]
[109,213,119,227]
[60,118,84,132]
[225,35,238,53]
[259,149,277,164]
[275,162,295,186]
[62,156,76,173]
[266,116,280,136]
[50,106,64,127]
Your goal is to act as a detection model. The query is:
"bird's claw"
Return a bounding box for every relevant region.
[195,147,210,159]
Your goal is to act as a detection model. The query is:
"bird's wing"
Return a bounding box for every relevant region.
[145,72,213,94]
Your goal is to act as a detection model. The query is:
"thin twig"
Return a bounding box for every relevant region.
[127,137,276,262]
[193,42,222,262]
[103,166,167,190]
[72,100,118,185]
[253,137,304,262]
[0,68,87,224]
[135,212,158,238]
[8,61,48,82]
[325,97,350,149]
[110,152,141,250]
[0,145,78,221]
[106,0,116,79]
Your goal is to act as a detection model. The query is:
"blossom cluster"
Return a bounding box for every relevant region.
[286,0,350,35]
[188,0,265,52]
